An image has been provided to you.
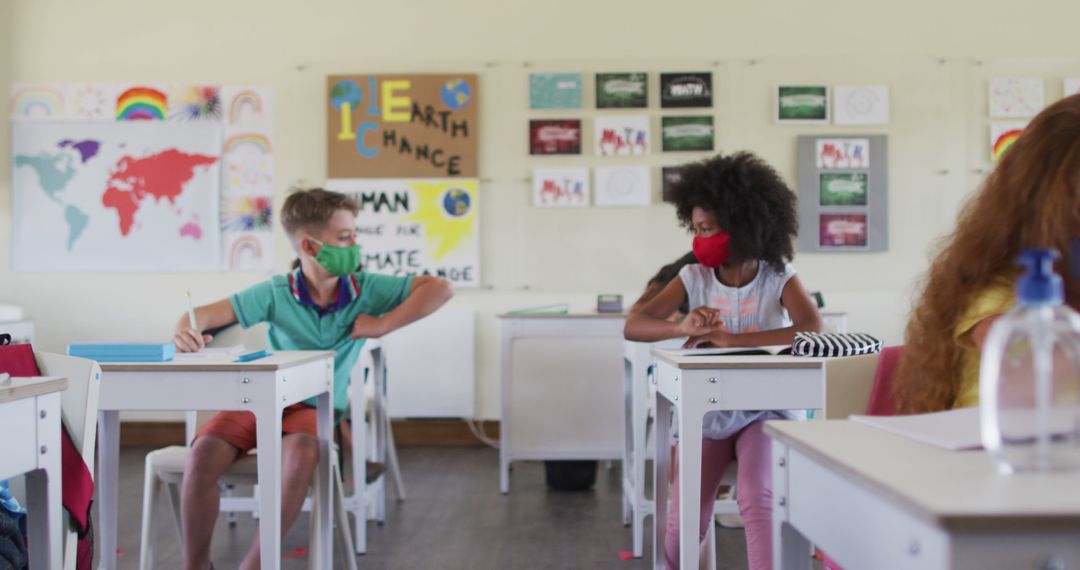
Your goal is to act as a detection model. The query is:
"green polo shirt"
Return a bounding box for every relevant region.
[229,270,413,412]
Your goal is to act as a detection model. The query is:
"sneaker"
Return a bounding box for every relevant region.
[365,461,387,483]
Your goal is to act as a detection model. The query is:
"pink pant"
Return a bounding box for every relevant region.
[665,421,773,570]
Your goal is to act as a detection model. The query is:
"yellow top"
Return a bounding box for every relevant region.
[953,283,1014,408]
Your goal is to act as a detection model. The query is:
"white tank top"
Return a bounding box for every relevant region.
[678,261,805,440]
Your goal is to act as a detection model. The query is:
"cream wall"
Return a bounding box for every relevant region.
[5,0,1080,419]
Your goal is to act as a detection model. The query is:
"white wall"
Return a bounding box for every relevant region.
[5,0,1080,419]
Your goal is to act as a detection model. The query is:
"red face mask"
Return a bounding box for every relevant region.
[692,232,732,268]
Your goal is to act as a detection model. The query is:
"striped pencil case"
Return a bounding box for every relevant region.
[790,332,882,357]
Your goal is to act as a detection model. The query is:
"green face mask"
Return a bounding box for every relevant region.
[310,237,360,277]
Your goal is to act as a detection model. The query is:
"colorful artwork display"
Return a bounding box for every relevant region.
[532,168,589,207]
[815,138,870,169]
[529,119,582,155]
[833,85,890,125]
[169,86,223,121]
[10,82,276,272]
[220,86,275,271]
[9,84,65,119]
[594,166,651,206]
[990,121,1026,162]
[988,78,1044,118]
[776,85,829,123]
[529,73,583,110]
[115,86,168,121]
[594,116,650,156]
[819,213,868,248]
[819,172,869,206]
[595,73,648,109]
[659,72,712,108]
[327,74,478,178]
[661,116,714,152]
[327,178,480,287]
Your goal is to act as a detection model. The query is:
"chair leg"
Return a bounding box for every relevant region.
[138,459,159,570]
[704,521,717,570]
[333,461,359,570]
[384,416,406,501]
[164,481,184,549]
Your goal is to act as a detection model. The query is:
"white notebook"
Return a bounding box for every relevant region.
[850,408,983,451]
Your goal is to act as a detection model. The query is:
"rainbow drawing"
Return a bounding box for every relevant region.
[224,133,272,155]
[229,90,263,123]
[228,234,265,268]
[10,85,64,118]
[116,87,167,120]
[991,124,1025,161]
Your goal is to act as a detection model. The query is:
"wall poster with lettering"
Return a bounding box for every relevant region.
[327,74,478,178]
[326,178,480,287]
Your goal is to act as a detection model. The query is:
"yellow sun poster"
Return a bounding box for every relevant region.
[326,178,479,287]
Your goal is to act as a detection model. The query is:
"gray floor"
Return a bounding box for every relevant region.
[98,446,753,569]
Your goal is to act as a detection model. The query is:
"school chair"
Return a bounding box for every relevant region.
[818,346,900,570]
[137,410,358,570]
[1,347,102,570]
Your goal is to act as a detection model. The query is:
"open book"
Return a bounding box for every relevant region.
[665,344,792,357]
[172,344,248,359]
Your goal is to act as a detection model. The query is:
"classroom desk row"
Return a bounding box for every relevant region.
[497,313,1080,570]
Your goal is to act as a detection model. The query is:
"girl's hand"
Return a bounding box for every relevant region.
[172,328,211,352]
[683,329,735,349]
[677,307,722,337]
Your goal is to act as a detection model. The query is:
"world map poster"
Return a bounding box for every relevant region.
[12,121,222,271]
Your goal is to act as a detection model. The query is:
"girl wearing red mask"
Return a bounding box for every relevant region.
[624,152,822,570]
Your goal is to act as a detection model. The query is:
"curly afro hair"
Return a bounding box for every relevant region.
[669,152,798,272]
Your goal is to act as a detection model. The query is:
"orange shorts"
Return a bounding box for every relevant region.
[194,404,318,455]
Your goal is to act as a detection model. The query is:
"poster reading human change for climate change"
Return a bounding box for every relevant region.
[326,178,480,287]
[327,74,478,178]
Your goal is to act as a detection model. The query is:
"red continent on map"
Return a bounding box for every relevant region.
[102,149,219,236]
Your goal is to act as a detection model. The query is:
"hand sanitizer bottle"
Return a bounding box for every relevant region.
[980,249,1080,474]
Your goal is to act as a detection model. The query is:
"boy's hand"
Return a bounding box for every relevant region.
[676,307,721,337]
[351,315,389,339]
[173,328,212,352]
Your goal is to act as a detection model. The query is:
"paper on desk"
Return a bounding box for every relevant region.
[172,345,248,359]
[664,345,792,357]
[850,408,983,451]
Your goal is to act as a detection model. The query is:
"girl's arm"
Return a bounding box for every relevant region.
[351,276,453,339]
[172,298,238,352]
[688,275,823,348]
[624,276,716,341]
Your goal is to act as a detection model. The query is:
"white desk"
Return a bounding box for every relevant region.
[650,350,876,570]
[766,420,1080,570]
[498,313,625,493]
[0,376,66,570]
[96,351,335,570]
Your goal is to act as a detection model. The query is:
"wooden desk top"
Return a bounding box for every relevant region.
[0,376,68,404]
[99,350,335,372]
[497,313,626,320]
[765,420,1080,530]
[651,349,828,370]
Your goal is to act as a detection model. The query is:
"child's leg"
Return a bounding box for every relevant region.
[238,432,320,570]
[180,435,241,570]
[665,437,735,570]
[733,421,774,570]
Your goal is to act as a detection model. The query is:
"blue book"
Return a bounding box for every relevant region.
[67,342,176,362]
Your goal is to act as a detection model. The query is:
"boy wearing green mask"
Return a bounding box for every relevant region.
[170,187,453,570]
